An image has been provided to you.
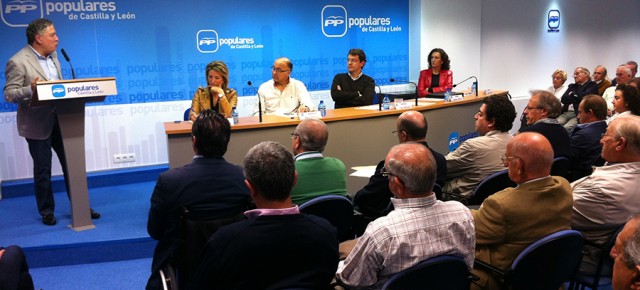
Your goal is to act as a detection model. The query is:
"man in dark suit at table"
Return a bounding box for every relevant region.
[471,132,573,290]
[330,48,376,108]
[353,110,446,219]
[3,18,100,226]
[146,109,251,290]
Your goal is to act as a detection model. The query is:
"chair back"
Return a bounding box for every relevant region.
[572,224,625,289]
[551,156,571,179]
[382,255,471,290]
[177,206,247,288]
[183,108,191,121]
[299,195,354,242]
[507,229,584,290]
[468,169,516,205]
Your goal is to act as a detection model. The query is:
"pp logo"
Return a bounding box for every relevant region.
[547,10,560,32]
[321,5,347,38]
[51,85,66,98]
[197,30,219,53]
[448,132,459,152]
[1,0,43,28]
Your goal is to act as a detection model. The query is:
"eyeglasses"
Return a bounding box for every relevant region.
[290,132,299,139]
[380,167,394,177]
[525,106,543,111]
[271,66,290,74]
[501,154,518,163]
[347,58,361,63]
[391,130,405,135]
[601,133,617,139]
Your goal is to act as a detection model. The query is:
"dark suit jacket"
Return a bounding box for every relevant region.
[4,46,63,140]
[146,156,251,289]
[471,176,573,289]
[569,121,607,180]
[353,141,446,217]
[561,81,599,113]
[519,122,572,158]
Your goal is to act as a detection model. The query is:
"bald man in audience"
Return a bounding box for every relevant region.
[572,115,640,273]
[520,90,572,158]
[337,143,475,289]
[290,119,348,205]
[353,110,446,218]
[471,132,573,290]
[569,94,608,181]
[443,94,516,198]
[611,213,640,290]
[605,65,634,113]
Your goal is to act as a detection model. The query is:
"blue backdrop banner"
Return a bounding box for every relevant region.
[0,0,409,112]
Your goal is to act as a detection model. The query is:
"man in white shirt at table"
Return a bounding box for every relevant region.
[254,57,316,116]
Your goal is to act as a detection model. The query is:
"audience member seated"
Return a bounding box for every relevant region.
[548,69,568,99]
[290,119,348,205]
[559,67,598,131]
[471,132,573,290]
[604,65,634,114]
[336,143,475,289]
[520,90,572,158]
[0,245,34,290]
[569,95,608,181]
[572,115,640,273]
[611,61,638,86]
[189,60,237,120]
[417,48,453,97]
[146,110,251,289]
[330,48,376,108]
[187,141,338,289]
[353,111,446,218]
[594,65,611,96]
[610,213,640,290]
[443,94,516,198]
[254,57,316,116]
[608,84,640,124]
[630,77,640,89]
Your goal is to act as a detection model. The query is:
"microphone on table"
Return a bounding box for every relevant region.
[60,48,76,79]
[453,76,479,96]
[247,81,262,123]
[390,78,418,106]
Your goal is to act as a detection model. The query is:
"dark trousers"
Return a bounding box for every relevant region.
[25,117,70,216]
[0,246,35,290]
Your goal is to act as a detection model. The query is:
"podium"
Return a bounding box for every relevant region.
[33,77,117,231]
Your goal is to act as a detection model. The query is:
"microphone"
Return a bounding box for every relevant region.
[60,48,76,79]
[390,78,418,106]
[247,81,262,123]
[453,76,479,96]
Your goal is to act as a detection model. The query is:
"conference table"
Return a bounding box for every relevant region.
[164,90,508,194]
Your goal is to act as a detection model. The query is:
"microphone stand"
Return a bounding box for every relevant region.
[390,78,418,106]
[247,81,262,123]
[60,48,76,79]
[452,76,479,96]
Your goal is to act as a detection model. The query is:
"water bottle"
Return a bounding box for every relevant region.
[471,82,477,96]
[382,95,390,110]
[231,107,239,124]
[444,87,452,102]
[318,100,326,117]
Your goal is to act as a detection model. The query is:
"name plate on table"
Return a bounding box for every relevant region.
[34,77,117,104]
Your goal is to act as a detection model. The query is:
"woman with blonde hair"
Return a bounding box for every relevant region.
[190,60,238,120]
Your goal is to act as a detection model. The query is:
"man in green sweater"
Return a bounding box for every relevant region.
[290,119,348,205]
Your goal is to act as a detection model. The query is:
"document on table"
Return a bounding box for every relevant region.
[350,166,377,177]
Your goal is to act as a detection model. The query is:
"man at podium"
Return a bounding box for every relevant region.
[4,18,100,226]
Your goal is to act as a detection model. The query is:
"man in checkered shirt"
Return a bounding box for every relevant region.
[336,143,475,289]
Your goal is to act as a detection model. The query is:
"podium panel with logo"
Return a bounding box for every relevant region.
[33,77,117,231]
